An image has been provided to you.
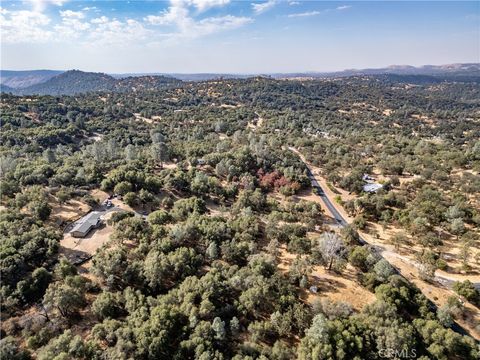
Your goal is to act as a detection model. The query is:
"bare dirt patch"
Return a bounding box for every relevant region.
[90,189,109,203]
[88,132,103,142]
[219,103,242,108]
[50,199,90,224]
[307,264,376,312]
[277,246,375,312]
[133,113,155,124]
[205,199,227,218]
[247,112,264,132]
[162,162,178,170]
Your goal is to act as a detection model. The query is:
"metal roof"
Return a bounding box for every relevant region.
[71,211,101,234]
[363,183,383,193]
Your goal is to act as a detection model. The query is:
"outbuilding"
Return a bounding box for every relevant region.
[363,183,383,193]
[70,211,102,238]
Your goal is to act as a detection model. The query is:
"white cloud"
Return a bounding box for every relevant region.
[88,17,152,46]
[54,10,89,39]
[59,10,84,19]
[145,5,190,26]
[2,0,251,47]
[288,11,320,18]
[0,6,149,46]
[145,0,251,40]
[0,8,53,43]
[190,0,230,12]
[194,15,252,37]
[251,0,276,15]
[91,16,109,25]
[287,5,352,18]
[29,0,67,13]
[148,0,230,17]
[288,1,300,5]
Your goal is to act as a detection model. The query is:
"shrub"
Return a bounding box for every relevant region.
[452,280,480,305]
[108,211,134,225]
[0,337,31,360]
[123,192,138,207]
[91,292,124,320]
[113,181,133,196]
[349,246,370,272]
[147,210,171,225]
[373,259,395,282]
[82,194,98,208]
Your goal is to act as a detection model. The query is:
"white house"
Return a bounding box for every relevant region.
[70,211,102,238]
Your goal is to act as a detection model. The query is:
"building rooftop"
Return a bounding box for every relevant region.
[71,211,102,234]
[363,183,383,193]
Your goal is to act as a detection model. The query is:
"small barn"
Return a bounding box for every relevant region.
[70,211,102,238]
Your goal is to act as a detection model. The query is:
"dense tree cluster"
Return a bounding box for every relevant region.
[1,75,479,358]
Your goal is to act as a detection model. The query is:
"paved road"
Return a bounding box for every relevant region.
[305,167,367,245]
[304,159,480,290]
[297,154,476,336]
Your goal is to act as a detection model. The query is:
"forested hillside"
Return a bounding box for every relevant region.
[0,75,479,359]
[5,70,182,96]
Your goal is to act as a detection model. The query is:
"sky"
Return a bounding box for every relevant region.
[1,0,479,73]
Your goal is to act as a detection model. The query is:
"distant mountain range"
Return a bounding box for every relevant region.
[1,70,182,95]
[281,63,480,79]
[1,63,478,95]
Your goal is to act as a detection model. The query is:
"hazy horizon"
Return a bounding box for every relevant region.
[2,61,479,75]
[1,1,479,73]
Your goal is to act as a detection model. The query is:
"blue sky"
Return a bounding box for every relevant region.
[1,1,478,73]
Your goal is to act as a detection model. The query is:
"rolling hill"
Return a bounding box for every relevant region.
[0,70,64,89]
[5,70,182,96]
[1,64,478,95]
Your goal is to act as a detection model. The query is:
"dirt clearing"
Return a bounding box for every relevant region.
[60,212,116,264]
[277,246,375,312]
[50,199,90,223]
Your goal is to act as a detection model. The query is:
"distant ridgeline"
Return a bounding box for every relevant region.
[0,70,182,96]
[0,69,63,89]
[1,63,479,95]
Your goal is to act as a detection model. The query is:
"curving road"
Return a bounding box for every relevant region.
[292,147,366,245]
[290,147,480,338]
[293,147,479,288]
[306,162,480,291]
